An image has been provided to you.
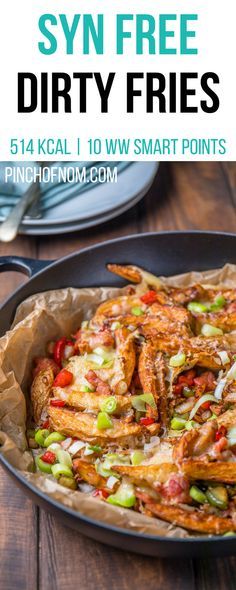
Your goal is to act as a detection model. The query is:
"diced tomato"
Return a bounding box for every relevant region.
[53,337,67,366]
[178,369,196,387]
[53,338,74,367]
[92,489,109,499]
[41,419,50,429]
[194,371,216,392]
[53,369,73,388]
[215,425,227,441]
[140,417,155,426]
[173,383,185,396]
[140,290,157,305]
[201,401,211,411]
[41,451,56,464]
[50,399,66,408]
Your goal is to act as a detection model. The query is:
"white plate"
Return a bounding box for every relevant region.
[20,167,158,235]
[21,162,158,226]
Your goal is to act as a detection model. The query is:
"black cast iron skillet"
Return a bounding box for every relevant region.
[0,231,236,558]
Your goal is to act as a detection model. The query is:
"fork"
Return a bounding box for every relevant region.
[0,162,44,242]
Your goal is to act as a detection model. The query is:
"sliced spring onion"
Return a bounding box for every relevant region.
[206,486,228,510]
[68,440,86,455]
[218,351,230,365]
[170,417,186,431]
[47,443,62,455]
[81,320,89,329]
[227,426,236,447]
[189,394,217,420]
[187,302,208,313]
[80,385,94,393]
[100,396,117,414]
[57,449,72,467]
[44,432,66,447]
[190,485,207,504]
[131,393,157,412]
[107,481,136,508]
[85,353,105,367]
[209,295,226,311]
[169,353,186,368]
[223,532,236,537]
[36,455,53,474]
[106,475,119,489]
[97,412,113,430]
[131,450,145,465]
[185,420,198,430]
[93,347,115,363]
[51,463,74,479]
[201,324,223,337]
[87,444,102,453]
[58,476,77,490]
[183,387,195,398]
[35,429,50,447]
[96,461,115,478]
[131,306,144,316]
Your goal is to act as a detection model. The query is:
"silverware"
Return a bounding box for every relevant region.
[0,162,46,242]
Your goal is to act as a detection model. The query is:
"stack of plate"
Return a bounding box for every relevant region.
[0,162,159,236]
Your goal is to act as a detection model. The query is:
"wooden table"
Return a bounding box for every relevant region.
[0,162,236,590]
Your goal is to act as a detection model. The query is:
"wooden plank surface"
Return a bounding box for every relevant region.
[0,162,235,590]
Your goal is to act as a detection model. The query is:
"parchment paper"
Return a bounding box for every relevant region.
[0,263,235,539]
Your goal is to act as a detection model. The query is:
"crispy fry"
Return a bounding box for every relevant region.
[106,264,142,284]
[139,340,159,419]
[53,388,132,414]
[31,368,54,423]
[115,327,136,387]
[73,459,107,488]
[173,422,217,462]
[217,408,236,429]
[146,502,236,534]
[113,463,177,485]
[181,460,236,484]
[49,406,158,445]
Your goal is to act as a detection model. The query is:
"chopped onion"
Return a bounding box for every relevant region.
[60,437,72,450]
[226,361,236,382]
[106,476,119,489]
[68,440,86,455]
[218,351,230,365]
[189,394,217,420]
[227,427,236,447]
[214,379,227,400]
[144,436,160,452]
[174,399,195,414]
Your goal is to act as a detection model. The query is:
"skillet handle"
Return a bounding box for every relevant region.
[0,256,53,277]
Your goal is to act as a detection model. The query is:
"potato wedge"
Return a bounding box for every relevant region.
[217,408,236,429]
[115,327,136,387]
[106,264,142,284]
[53,389,132,414]
[49,407,159,445]
[181,460,236,484]
[73,458,107,488]
[31,368,54,423]
[146,502,236,534]
[113,463,177,486]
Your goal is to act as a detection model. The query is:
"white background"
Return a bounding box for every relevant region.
[0,0,235,160]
